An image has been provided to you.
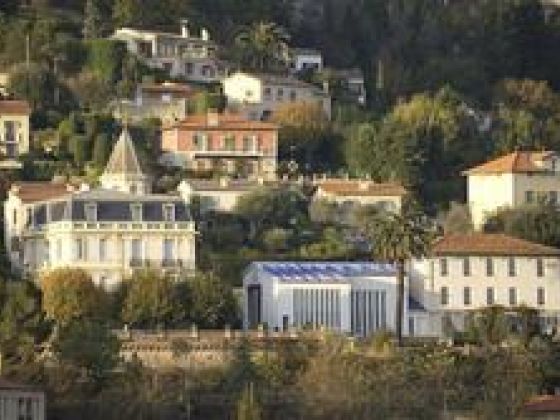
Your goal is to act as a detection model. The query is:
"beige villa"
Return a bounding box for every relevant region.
[464,151,560,229]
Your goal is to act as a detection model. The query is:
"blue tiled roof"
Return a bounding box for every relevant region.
[254,261,396,280]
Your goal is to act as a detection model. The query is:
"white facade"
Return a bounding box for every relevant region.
[178,178,266,213]
[112,22,227,83]
[411,234,560,334]
[0,100,30,167]
[243,262,433,337]
[465,151,560,229]
[4,130,196,289]
[290,49,323,73]
[222,72,332,120]
[0,380,45,420]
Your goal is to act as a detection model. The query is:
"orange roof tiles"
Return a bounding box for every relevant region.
[0,100,31,115]
[523,395,560,413]
[11,182,70,203]
[464,151,556,175]
[165,113,278,131]
[317,180,407,197]
[433,233,560,256]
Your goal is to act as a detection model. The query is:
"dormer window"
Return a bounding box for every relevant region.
[130,203,143,221]
[163,204,175,222]
[85,203,97,222]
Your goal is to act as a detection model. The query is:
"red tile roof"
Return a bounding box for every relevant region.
[463,151,555,175]
[10,182,70,203]
[433,233,560,256]
[523,395,560,413]
[317,180,407,197]
[0,100,31,115]
[164,113,278,131]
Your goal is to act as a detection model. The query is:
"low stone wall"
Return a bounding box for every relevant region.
[117,329,320,369]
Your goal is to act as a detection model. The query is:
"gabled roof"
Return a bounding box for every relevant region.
[433,233,560,257]
[463,151,556,175]
[0,100,31,115]
[10,182,70,203]
[316,179,407,197]
[104,128,144,176]
[164,113,278,131]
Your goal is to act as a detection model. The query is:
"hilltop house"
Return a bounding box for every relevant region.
[464,151,560,229]
[313,178,407,215]
[222,71,331,120]
[4,129,196,288]
[411,233,560,334]
[112,20,227,83]
[178,178,274,213]
[113,82,195,123]
[161,111,278,180]
[0,100,31,168]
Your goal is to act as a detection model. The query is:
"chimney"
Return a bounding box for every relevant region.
[201,28,210,41]
[206,109,219,127]
[180,19,189,38]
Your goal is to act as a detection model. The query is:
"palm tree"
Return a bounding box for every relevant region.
[366,209,433,346]
[233,21,290,72]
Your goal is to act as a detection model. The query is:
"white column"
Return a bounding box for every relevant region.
[340,286,352,333]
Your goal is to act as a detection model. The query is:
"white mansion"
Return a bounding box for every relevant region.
[4,129,196,289]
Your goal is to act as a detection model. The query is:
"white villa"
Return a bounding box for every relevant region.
[112,20,227,83]
[243,261,433,337]
[464,151,560,229]
[313,178,407,213]
[0,100,31,168]
[412,233,560,334]
[222,71,331,120]
[4,129,196,289]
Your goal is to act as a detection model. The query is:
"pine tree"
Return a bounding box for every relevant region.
[84,0,103,40]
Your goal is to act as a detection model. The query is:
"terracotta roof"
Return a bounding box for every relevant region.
[463,151,556,175]
[164,113,278,131]
[523,395,560,413]
[0,100,31,115]
[433,233,560,256]
[316,180,407,197]
[10,182,70,203]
